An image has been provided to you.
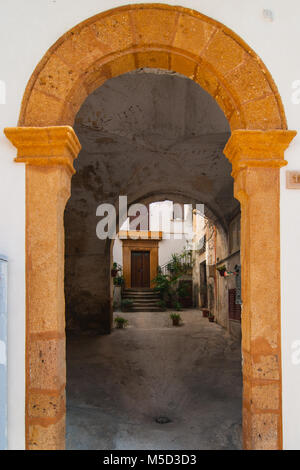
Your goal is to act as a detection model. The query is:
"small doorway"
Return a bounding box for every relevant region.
[131,251,150,288]
[228,289,242,322]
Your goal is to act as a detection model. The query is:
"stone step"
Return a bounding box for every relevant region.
[123,288,153,291]
[132,302,159,309]
[130,307,162,312]
[122,287,163,311]
[123,293,160,298]
[128,297,159,301]
[123,290,158,295]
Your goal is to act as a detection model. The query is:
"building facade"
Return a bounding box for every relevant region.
[193,210,241,339]
[113,201,193,288]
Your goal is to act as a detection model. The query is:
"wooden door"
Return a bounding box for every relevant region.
[228,288,241,322]
[131,251,150,288]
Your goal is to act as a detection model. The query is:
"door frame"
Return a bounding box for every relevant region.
[122,239,159,289]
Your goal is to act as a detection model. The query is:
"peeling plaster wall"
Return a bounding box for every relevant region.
[192,214,240,333]
[216,215,241,333]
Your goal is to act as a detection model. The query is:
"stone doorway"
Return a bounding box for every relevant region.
[4,3,296,450]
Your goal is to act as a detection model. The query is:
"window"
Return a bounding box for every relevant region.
[172,203,184,220]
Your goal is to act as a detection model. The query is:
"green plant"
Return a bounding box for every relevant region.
[152,272,173,298]
[121,298,133,311]
[170,312,182,326]
[111,262,122,277]
[216,264,227,277]
[114,316,128,328]
[153,248,194,307]
[167,251,193,277]
[113,275,124,286]
[216,264,226,272]
[176,283,189,299]
[170,313,181,320]
[173,300,182,311]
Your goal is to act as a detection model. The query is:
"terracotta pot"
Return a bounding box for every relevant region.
[218,269,226,277]
[208,316,214,323]
[172,317,180,326]
[202,309,209,318]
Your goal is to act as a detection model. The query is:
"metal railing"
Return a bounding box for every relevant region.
[159,251,193,277]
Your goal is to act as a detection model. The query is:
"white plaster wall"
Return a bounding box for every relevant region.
[113,237,123,267]
[113,202,193,267]
[113,235,189,268]
[1,0,300,449]
[158,238,190,267]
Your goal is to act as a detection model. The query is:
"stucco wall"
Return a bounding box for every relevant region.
[1,0,300,449]
[215,214,240,330]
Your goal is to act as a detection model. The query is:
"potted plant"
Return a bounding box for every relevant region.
[111,262,119,277]
[202,309,209,318]
[216,264,227,277]
[170,312,181,326]
[121,298,133,312]
[114,316,128,329]
[208,312,215,323]
[113,275,124,286]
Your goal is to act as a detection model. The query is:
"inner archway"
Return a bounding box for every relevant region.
[64,68,235,333]
[4,3,296,450]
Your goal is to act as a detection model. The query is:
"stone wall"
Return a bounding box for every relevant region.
[64,187,112,333]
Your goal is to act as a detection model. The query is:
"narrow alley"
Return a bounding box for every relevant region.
[66,310,242,450]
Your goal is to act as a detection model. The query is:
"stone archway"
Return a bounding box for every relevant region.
[4,4,296,450]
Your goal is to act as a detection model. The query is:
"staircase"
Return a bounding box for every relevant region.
[122,288,162,312]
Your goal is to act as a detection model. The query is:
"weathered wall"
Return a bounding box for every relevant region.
[192,212,241,333]
[215,214,240,330]
[64,162,112,333]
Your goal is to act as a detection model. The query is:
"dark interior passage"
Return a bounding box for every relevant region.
[64,68,237,334]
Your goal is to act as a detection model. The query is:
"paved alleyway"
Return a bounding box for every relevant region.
[66,310,242,450]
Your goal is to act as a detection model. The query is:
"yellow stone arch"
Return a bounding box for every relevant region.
[19,3,286,131]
